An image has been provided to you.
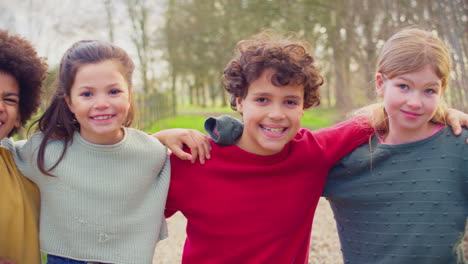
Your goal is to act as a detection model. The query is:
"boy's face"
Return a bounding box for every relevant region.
[235,68,304,155]
[0,72,20,139]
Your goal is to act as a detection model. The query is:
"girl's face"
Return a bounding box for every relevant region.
[376,64,443,144]
[65,60,131,145]
[0,72,20,139]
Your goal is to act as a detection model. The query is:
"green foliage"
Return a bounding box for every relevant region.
[178,105,234,114]
[163,0,467,113]
[146,115,208,133]
[301,107,337,130]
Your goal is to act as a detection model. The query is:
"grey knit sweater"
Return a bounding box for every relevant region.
[2,128,170,264]
[323,127,468,264]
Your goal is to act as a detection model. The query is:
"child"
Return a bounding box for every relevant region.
[201,30,467,263]
[163,32,374,263]
[321,27,468,263]
[3,40,169,264]
[0,30,47,264]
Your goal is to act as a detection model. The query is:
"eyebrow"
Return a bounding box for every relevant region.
[251,92,302,99]
[284,95,302,100]
[396,76,440,87]
[3,92,19,97]
[78,83,121,90]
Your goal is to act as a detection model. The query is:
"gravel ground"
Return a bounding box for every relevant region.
[153,198,343,264]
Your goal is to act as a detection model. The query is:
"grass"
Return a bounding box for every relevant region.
[146,106,338,132]
[146,114,210,133]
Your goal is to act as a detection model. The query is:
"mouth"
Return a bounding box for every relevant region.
[260,125,287,134]
[91,115,115,121]
[401,110,422,118]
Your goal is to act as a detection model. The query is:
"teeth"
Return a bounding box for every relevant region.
[263,127,284,133]
[94,115,112,120]
[0,122,3,125]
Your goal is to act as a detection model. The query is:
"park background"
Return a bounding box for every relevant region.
[2,0,467,263]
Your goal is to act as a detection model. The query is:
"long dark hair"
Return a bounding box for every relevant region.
[34,40,135,176]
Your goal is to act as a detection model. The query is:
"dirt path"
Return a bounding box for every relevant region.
[153,198,343,264]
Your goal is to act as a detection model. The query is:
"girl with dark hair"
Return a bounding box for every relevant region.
[4,40,169,264]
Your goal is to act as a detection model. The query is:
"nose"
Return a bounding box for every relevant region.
[406,92,422,109]
[93,95,110,109]
[268,103,286,120]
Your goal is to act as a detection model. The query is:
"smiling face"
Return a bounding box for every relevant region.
[65,60,131,145]
[235,68,304,155]
[377,65,443,144]
[0,72,20,139]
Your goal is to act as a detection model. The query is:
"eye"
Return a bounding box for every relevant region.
[398,84,409,90]
[285,100,298,106]
[4,97,19,105]
[425,88,438,95]
[80,91,92,97]
[109,89,121,95]
[255,97,268,103]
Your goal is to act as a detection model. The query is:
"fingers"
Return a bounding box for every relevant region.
[178,130,210,164]
[446,108,468,136]
[168,144,192,161]
[447,114,462,135]
[190,145,200,164]
[153,128,212,164]
[189,130,211,164]
[202,135,211,160]
[193,133,211,164]
[460,117,468,144]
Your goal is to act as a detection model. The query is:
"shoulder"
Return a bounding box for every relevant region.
[125,128,166,149]
[0,145,13,158]
[1,135,42,152]
[292,128,313,142]
[459,127,468,137]
[437,126,468,145]
[170,138,231,166]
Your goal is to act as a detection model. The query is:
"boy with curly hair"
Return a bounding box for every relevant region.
[163,32,373,263]
[0,30,48,264]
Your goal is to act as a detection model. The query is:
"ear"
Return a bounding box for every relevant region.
[375,73,385,98]
[64,95,75,114]
[236,97,243,114]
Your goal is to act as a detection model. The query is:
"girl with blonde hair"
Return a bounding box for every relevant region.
[323,27,467,264]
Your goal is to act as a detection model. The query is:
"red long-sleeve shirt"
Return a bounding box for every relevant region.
[166,118,372,264]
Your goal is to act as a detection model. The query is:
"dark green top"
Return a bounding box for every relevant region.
[323,127,468,264]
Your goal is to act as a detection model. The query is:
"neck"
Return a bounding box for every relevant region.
[80,127,125,145]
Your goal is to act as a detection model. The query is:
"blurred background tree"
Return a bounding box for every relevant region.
[2,0,467,129]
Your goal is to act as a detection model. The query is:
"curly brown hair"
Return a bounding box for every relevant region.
[223,31,323,110]
[0,30,48,136]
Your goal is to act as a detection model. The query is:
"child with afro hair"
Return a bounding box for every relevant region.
[0,30,48,264]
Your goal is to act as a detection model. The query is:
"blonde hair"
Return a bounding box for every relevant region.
[359,27,451,133]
